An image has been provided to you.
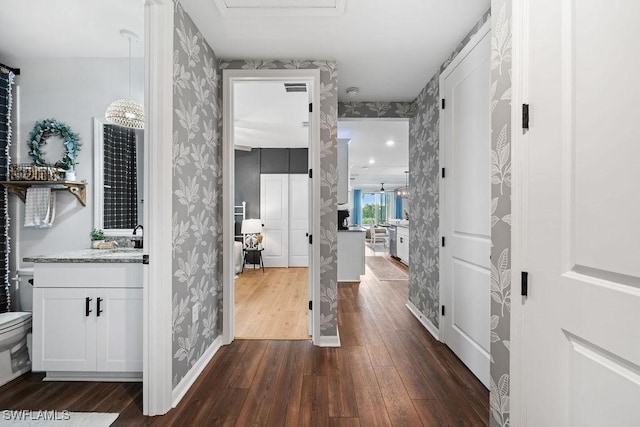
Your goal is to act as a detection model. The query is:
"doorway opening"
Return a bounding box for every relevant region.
[222,70,321,344]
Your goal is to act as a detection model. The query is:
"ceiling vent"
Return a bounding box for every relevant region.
[213,0,346,17]
[284,83,307,93]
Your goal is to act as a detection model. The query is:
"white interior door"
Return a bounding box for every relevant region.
[260,174,289,268]
[440,24,491,388]
[513,1,640,425]
[289,174,309,267]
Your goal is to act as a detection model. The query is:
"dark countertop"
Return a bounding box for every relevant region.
[339,227,366,232]
[24,248,143,263]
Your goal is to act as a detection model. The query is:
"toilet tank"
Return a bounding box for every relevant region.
[16,269,34,312]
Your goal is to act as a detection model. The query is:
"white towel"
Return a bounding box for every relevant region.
[24,187,56,228]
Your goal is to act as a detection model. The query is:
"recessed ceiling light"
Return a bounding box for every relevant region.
[386,140,395,146]
[369,159,375,164]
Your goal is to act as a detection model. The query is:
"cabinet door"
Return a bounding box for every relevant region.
[96,288,143,372]
[398,231,410,265]
[33,288,96,372]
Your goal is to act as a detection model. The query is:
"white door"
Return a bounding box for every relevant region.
[96,288,143,372]
[440,24,491,388]
[32,288,96,372]
[513,1,640,425]
[289,174,309,267]
[260,174,289,268]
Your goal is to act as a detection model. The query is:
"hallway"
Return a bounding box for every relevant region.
[0,256,488,425]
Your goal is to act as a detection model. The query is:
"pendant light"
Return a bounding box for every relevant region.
[380,183,385,192]
[105,30,144,129]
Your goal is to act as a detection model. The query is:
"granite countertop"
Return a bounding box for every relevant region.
[24,248,144,264]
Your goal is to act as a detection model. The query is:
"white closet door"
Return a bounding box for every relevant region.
[289,174,309,267]
[513,1,640,425]
[440,24,491,388]
[260,174,289,268]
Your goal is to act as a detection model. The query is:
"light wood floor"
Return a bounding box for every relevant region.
[0,252,489,425]
[235,267,310,340]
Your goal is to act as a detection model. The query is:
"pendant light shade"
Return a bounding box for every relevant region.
[105,99,144,129]
[106,30,144,130]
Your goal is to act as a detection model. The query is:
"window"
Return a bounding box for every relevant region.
[361,192,390,225]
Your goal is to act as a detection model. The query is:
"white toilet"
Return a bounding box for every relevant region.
[0,269,33,387]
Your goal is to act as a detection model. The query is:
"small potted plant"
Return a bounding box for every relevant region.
[90,229,105,248]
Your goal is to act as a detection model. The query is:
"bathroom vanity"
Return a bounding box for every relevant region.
[25,249,143,381]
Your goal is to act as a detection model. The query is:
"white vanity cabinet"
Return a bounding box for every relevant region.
[30,260,143,381]
[397,226,409,266]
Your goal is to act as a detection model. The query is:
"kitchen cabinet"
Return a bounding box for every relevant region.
[397,226,409,266]
[337,138,350,204]
[337,229,365,281]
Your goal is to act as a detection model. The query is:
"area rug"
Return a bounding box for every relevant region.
[0,412,118,427]
[366,256,408,281]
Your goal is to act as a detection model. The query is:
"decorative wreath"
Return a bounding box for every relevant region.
[27,119,81,170]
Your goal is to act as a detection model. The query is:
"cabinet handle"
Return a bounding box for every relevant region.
[97,297,104,317]
[85,297,92,317]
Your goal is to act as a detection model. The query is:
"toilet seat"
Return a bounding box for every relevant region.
[0,312,32,334]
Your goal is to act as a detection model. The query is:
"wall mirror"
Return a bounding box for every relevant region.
[93,118,144,236]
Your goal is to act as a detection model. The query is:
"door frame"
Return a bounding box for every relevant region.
[222,69,321,345]
[509,0,528,424]
[143,0,174,416]
[438,19,491,343]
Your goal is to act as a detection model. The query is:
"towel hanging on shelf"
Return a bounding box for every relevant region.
[24,187,56,228]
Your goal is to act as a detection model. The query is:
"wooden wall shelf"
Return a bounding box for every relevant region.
[0,180,87,206]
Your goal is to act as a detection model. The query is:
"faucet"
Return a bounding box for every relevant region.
[132,225,143,249]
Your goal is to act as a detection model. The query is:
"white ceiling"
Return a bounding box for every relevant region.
[1,0,489,102]
[0,0,145,60]
[234,81,309,148]
[182,0,489,101]
[338,119,409,192]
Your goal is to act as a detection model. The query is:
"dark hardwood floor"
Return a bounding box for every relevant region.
[0,254,489,426]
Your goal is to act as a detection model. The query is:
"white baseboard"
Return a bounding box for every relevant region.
[172,335,223,407]
[406,301,440,341]
[316,327,341,347]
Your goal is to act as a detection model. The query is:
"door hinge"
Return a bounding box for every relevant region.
[522,104,530,130]
[441,236,446,247]
[308,168,312,178]
[142,254,149,265]
[441,167,446,178]
[521,271,529,296]
[308,234,313,245]
[309,103,313,113]
[441,305,445,316]
[309,301,313,310]
[441,98,446,109]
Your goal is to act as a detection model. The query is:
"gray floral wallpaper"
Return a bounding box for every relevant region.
[338,101,414,118]
[172,2,223,388]
[489,1,512,426]
[220,59,338,337]
[407,9,491,329]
